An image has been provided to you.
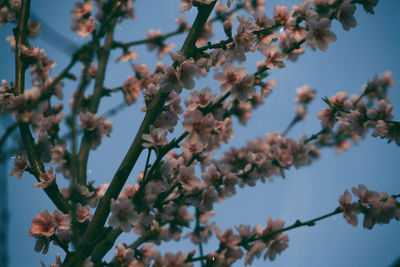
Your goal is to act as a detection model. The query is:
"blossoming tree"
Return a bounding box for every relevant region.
[0,0,399,266]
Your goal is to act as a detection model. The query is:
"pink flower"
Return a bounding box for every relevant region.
[70,0,93,18]
[214,63,246,93]
[34,167,55,188]
[292,1,318,21]
[79,112,98,130]
[273,5,290,25]
[381,71,395,87]
[108,198,139,232]
[122,76,141,105]
[75,203,92,223]
[154,110,179,133]
[52,209,71,231]
[337,1,357,31]
[179,0,194,13]
[352,185,382,207]
[88,183,109,207]
[231,74,255,101]
[233,17,257,55]
[119,184,139,200]
[306,18,337,51]
[182,110,214,144]
[72,16,96,37]
[295,85,315,104]
[177,59,200,90]
[115,243,136,266]
[142,126,168,150]
[10,151,28,180]
[245,241,267,265]
[214,227,242,250]
[158,66,181,92]
[262,216,289,261]
[6,35,16,50]
[338,189,359,226]
[260,44,287,70]
[184,87,216,111]
[177,165,203,191]
[70,1,96,37]
[79,112,113,149]
[363,196,399,229]
[30,210,57,237]
[278,31,304,61]
[158,59,199,93]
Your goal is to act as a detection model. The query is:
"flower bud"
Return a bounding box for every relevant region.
[223,20,233,38]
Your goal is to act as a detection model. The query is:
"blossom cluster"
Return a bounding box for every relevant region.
[79,112,113,149]
[339,185,400,229]
[29,210,71,254]
[294,84,315,120]
[70,0,136,37]
[114,242,193,267]
[316,72,399,151]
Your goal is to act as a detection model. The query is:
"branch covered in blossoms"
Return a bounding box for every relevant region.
[0,0,398,267]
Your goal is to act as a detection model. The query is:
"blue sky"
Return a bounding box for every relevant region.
[0,0,400,266]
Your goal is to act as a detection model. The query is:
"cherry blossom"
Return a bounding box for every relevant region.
[231,73,255,101]
[296,85,315,104]
[182,110,215,144]
[338,189,359,226]
[142,126,168,150]
[337,1,357,31]
[34,166,55,188]
[305,18,337,51]
[108,198,139,232]
[122,76,141,105]
[158,59,199,93]
[70,0,95,37]
[10,151,28,180]
[115,243,136,267]
[261,217,289,261]
[30,210,57,237]
[260,44,287,69]
[79,112,113,149]
[273,5,290,25]
[214,63,246,92]
[75,203,92,223]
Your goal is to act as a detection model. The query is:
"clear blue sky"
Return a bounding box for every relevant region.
[0,0,399,266]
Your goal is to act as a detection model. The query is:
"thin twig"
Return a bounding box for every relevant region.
[283,115,301,136]
[187,207,343,263]
[77,4,120,186]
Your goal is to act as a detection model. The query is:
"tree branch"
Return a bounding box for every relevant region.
[77,3,120,185]
[63,2,218,266]
[13,0,69,214]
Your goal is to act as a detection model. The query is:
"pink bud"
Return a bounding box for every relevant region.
[54,103,64,113]
[223,20,233,37]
